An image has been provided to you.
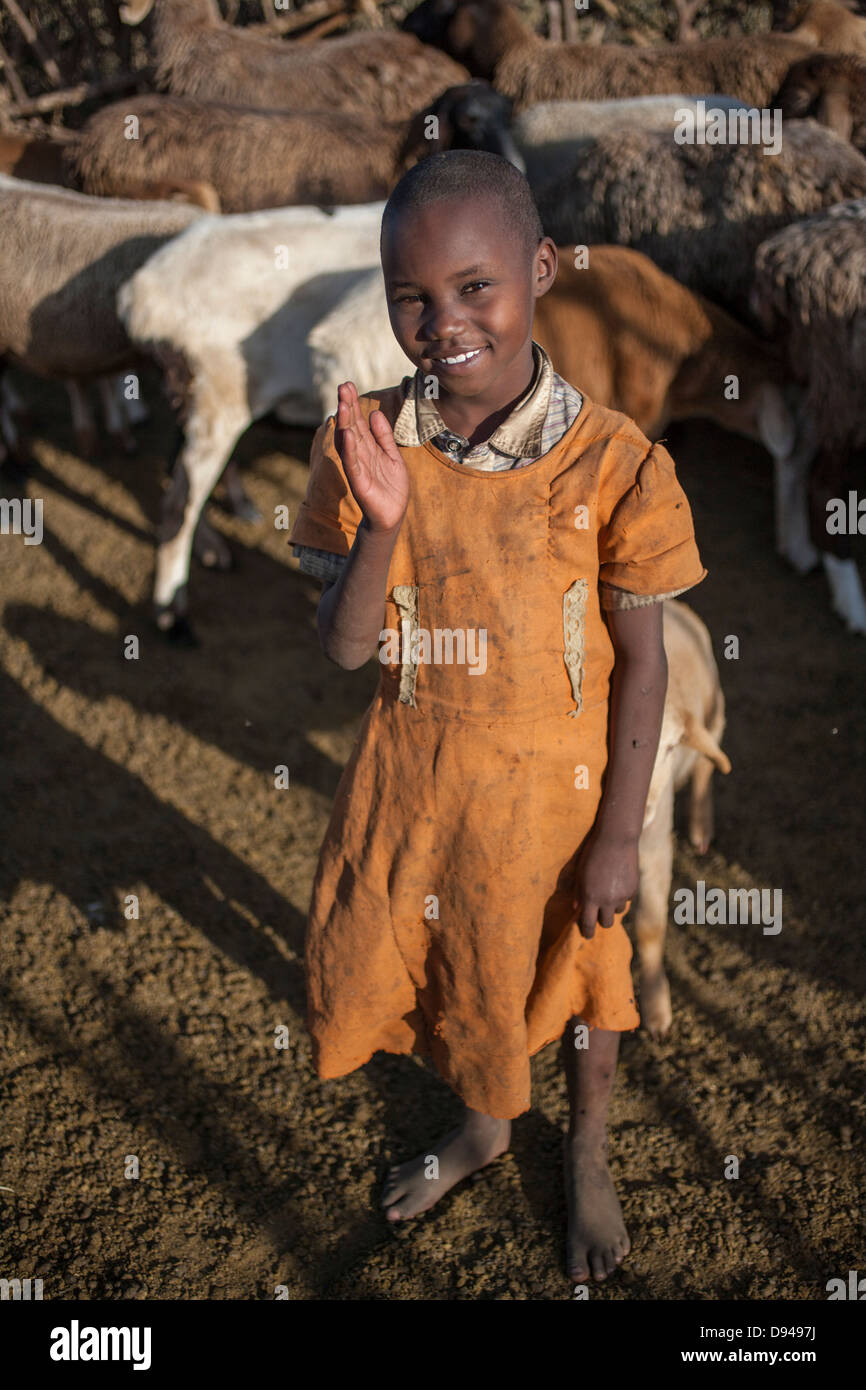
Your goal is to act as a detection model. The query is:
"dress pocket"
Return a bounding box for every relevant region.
[390,583,420,707]
[562,578,588,717]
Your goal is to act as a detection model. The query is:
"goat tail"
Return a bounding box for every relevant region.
[681,711,732,774]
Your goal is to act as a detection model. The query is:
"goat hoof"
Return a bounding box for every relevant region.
[154,610,198,647]
[198,545,234,571]
[640,976,672,1039]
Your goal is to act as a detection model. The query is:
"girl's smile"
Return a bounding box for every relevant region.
[427,343,489,373]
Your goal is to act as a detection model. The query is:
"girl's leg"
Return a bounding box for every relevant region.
[561,1020,630,1282]
[381,1107,510,1222]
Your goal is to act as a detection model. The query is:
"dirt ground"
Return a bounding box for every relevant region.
[0,371,863,1302]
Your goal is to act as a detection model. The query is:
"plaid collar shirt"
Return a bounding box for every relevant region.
[390,340,582,471]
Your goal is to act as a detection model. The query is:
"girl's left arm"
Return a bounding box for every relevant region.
[572,603,667,939]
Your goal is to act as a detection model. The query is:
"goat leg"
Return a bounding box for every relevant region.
[775,452,819,573]
[0,369,33,476]
[153,403,249,639]
[97,375,137,455]
[633,778,675,1039]
[672,0,702,42]
[65,379,98,460]
[810,444,866,633]
[220,457,262,523]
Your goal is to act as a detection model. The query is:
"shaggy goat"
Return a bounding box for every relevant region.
[72,85,521,213]
[119,0,470,121]
[751,198,866,633]
[510,93,748,191]
[534,118,866,323]
[772,51,866,154]
[403,0,866,111]
[0,127,221,210]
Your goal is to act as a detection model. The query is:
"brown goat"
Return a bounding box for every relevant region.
[534,245,795,460]
[403,0,866,110]
[120,0,471,121]
[0,128,220,210]
[534,119,866,325]
[71,85,517,213]
[772,51,866,153]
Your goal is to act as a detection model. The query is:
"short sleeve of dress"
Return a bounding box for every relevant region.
[598,437,706,607]
[288,413,364,560]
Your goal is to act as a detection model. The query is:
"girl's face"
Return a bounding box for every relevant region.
[382,195,557,407]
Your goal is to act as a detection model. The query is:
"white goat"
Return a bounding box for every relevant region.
[117,201,388,637]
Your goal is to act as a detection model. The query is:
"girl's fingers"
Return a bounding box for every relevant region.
[369,409,403,465]
[578,904,598,939]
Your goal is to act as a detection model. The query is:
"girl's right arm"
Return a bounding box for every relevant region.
[317,381,410,670]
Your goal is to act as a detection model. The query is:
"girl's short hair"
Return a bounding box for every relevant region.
[381,149,544,260]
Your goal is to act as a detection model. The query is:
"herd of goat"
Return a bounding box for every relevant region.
[0,0,865,639]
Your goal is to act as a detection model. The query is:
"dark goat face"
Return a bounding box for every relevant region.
[434,83,526,171]
[402,0,460,47]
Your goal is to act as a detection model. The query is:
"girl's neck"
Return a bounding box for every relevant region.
[435,345,536,446]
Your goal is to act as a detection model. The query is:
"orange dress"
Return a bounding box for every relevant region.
[289,387,705,1118]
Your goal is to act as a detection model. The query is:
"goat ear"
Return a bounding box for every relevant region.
[756,382,797,462]
[817,84,854,140]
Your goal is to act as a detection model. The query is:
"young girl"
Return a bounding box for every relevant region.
[289,151,706,1284]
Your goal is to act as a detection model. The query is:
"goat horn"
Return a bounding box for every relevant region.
[681,712,732,774]
[119,0,155,25]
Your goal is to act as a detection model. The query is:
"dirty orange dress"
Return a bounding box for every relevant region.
[289,386,705,1118]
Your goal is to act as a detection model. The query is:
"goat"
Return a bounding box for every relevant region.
[117,201,389,638]
[72,84,522,213]
[403,0,866,111]
[119,0,471,121]
[0,127,221,210]
[634,600,731,1038]
[772,51,866,154]
[510,93,748,191]
[532,246,796,460]
[751,197,866,633]
[0,176,240,564]
[0,140,219,468]
[533,118,866,324]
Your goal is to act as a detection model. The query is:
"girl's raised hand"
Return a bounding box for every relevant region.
[335,381,409,534]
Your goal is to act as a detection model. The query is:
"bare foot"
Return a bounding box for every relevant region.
[565,1134,630,1282]
[382,1110,510,1222]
